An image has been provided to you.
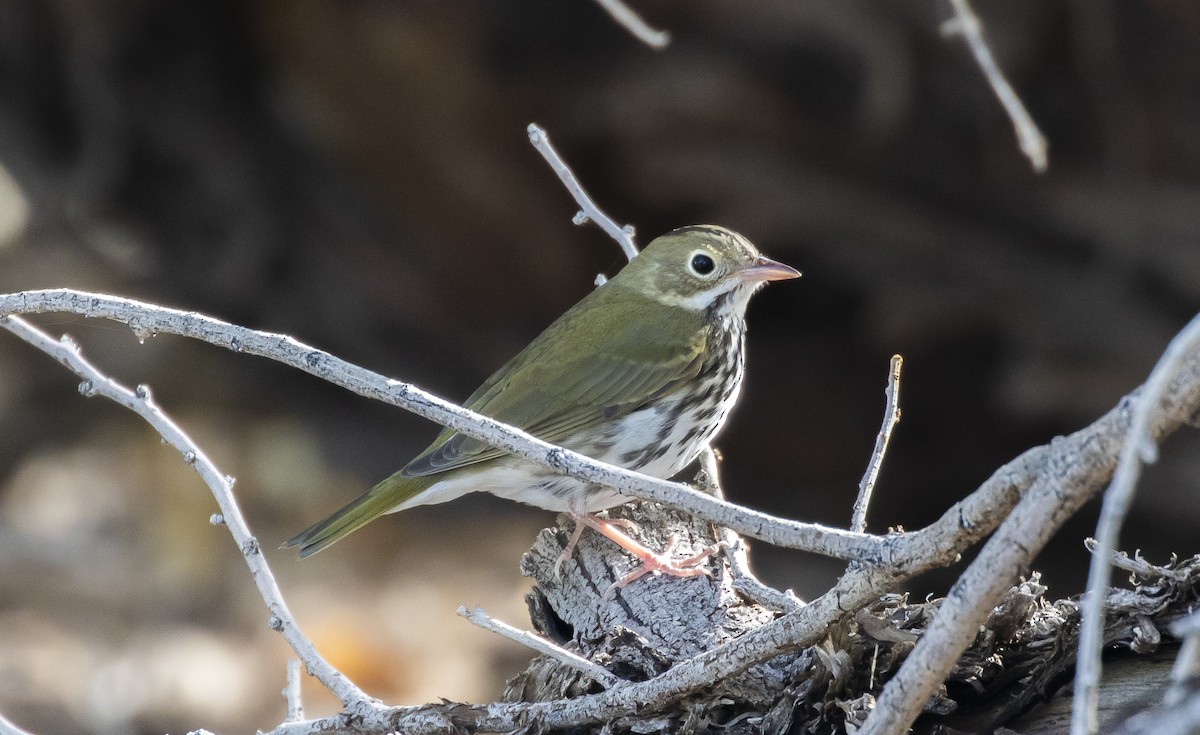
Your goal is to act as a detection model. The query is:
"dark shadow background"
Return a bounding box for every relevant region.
[1,0,1199,732]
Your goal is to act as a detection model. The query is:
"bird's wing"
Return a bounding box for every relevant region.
[400,301,707,477]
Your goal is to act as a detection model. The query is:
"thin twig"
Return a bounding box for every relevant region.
[285,659,305,722]
[591,0,670,49]
[269,564,898,735]
[0,290,894,565]
[859,314,1200,735]
[851,355,903,533]
[696,445,723,499]
[1072,312,1200,735]
[9,294,1200,735]
[1110,688,1200,735]
[942,0,1048,173]
[563,139,794,606]
[457,606,621,689]
[696,446,804,611]
[0,315,377,714]
[1166,610,1200,707]
[1083,541,1190,582]
[527,124,639,260]
[0,713,36,735]
[727,537,805,612]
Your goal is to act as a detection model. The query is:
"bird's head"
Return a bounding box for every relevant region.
[615,225,800,314]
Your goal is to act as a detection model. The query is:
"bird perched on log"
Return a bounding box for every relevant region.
[285,225,799,581]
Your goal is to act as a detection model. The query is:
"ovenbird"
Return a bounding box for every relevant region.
[285,225,799,576]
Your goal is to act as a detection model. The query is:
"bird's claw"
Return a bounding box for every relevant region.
[601,516,641,534]
[603,536,728,598]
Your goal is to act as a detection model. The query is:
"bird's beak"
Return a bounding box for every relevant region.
[739,257,801,283]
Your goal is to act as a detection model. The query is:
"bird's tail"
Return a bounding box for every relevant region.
[282,472,433,558]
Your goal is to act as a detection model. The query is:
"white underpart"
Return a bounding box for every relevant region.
[388,277,755,515]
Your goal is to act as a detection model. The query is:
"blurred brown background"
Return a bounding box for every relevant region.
[2,0,1199,732]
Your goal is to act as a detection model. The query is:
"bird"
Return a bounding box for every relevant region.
[283,225,799,579]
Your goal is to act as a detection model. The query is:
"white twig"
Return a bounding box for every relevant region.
[1084,541,1190,582]
[0,315,376,714]
[591,0,670,49]
[942,0,1048,173]
[527,123,639,260]
[0,713,36,735]
[697,446,804,611]
[9,294,1200,735]
[1111,690,1200,735]
[0,290,900,566]
[695,445,724,499]
[859,313,1200,735]
[457,606,621,688]
[269,566,897,735]
[851,355,903,533]
[727,537,804,612]
[284,659,305,722]
[1166,610,1200,707]
[1072,312,1200,735]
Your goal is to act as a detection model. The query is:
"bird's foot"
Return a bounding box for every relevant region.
[599,515,640,534]
[557,513,725,591]
[604,535,726,597]
[574,514,725,595]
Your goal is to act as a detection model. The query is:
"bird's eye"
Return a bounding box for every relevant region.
[688,252,716,277]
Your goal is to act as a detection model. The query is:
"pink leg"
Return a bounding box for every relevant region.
[553,520,587,578]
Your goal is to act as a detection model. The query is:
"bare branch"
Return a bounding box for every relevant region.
[1073,312,1200,735]
[0,290,892,563]
[0,712,37,735]
[457,606,621,688]
[0,289,1147,575]
[696,446,804,611]
[591,0,670,49]
[942,0,1049,173]
[695,445,723,498]
[851,355,903,533]
[268,563,898,735]
[727,537,805,612]
[1084,541,1192,582]
[1166,610,1200,708]
[527,123,639,260]
[284,659,305,723]
[859,315,1200,735]
[1110,690,1200,735]
[8,292,1200,735]
[0,314,375,712]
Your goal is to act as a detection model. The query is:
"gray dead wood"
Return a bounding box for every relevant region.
[510,524,1200,735]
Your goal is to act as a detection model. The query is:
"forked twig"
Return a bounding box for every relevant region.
[8,297,1200,735]
[696,446,804,611]
[527,123,639,260]
[859,314,1200,735]
[0,315,377,715]
[0,291,897,565]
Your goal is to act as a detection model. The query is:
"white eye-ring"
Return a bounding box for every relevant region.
[687,250,717,278]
